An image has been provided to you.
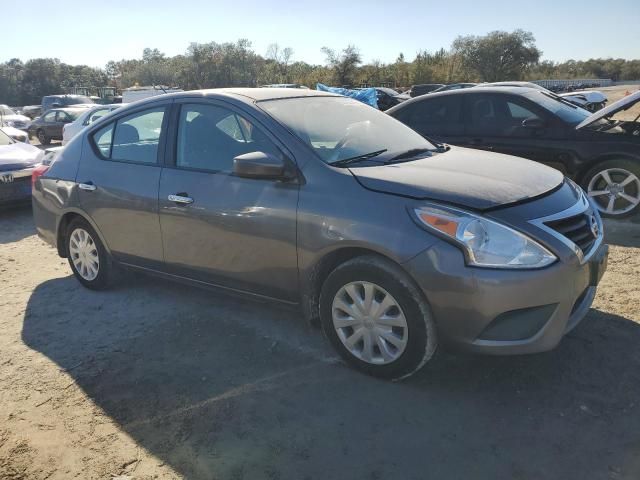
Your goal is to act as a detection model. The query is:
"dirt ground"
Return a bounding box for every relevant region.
[0,205,639,480]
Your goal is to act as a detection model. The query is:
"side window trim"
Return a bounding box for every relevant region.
[87,101,172,166]
[164,98,296,175]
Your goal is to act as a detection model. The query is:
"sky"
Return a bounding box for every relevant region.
[3,0,640,68]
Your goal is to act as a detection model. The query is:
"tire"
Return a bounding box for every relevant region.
[66,218,113,290]
[581,159,640,218]
[319,255,437,380]
[37,129,50,146]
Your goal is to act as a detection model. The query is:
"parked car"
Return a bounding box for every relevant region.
[1,126,29,143]
[0,104,31,132]
[33,88,608,379]
[431,83,477,93]
[406,84,445,97]
[0,128,43,206]
[62,104,125,145]
[370,87,410,111]
[42,94,94,112]
[28,107,89,145]
[388,87,640,217]
[476,82,608,112]
[22,105,43,119]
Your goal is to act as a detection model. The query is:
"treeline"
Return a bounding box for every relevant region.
[1,30,639,106]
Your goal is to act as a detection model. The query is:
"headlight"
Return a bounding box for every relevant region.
[412,205,556,269]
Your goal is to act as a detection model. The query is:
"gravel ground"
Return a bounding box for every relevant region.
[0,206,639,480]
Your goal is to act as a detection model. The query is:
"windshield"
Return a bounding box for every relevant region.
[0,106,16,116]
[0,128,13,146]
[531,92,591,124]
[259,96,436,165]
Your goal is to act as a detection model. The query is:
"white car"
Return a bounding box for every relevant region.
[62,104,124,145]
[0,105,31,137]
[0,126,29,143]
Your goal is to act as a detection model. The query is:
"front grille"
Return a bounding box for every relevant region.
[13,121,28,129]
[0,176,31,201]
[545,211,597,255]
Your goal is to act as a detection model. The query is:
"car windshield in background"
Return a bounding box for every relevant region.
[532,92,592,124]
[0,129,13,145]
[259,96,436,165]
[63,96,92,105]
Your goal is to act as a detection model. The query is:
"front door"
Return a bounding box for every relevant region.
[462,93,568,171]
[158,100,299,302]
[76,103,169,268]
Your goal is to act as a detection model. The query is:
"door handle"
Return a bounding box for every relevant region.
[78,182,96,191]
[168,194,194,205]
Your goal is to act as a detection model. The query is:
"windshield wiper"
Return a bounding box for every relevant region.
[329,149,388,167]
[387,148,433,162]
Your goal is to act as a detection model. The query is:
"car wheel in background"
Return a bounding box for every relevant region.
[320,255,438,380]
[66,218,113,289]
[37,129,50,145]
[583,159,640,218]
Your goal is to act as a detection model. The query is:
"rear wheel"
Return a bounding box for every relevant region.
[66,218,113,289]
[583,160,640,217]
[320,255,437,380]
[37,129,50,145]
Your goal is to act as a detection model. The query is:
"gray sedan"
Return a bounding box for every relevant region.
[32,88,608,379]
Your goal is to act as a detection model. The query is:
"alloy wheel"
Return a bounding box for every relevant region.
[332,281,408,365]
[69,228,100,281]
[587,168,640,216]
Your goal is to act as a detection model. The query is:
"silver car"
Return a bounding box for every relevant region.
[32,88,608,380]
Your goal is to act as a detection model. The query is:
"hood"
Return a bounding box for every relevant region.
[0,141,43,171]
[560,91,607,103]
[576,90,640,130]
[348,146,563,210]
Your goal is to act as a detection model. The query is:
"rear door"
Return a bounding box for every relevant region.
[392,94,464,144]
[158,99,299,301]
[76,102,169,268]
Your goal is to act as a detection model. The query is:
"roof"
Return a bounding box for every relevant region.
[164,87,340,102]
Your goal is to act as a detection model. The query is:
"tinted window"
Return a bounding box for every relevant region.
[467,95,545,136]
[176,103,281,173]
[111,107,165,164]
[506,101,540,120]
[395,96,463,136]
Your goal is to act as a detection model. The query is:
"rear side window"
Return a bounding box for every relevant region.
[395,96,463,136]
[91,107,165,164]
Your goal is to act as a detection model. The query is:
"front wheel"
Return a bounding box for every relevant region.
[66,218,113,289]
[37,129,50,145]
[582,160,640,218]
[320,255,438,380]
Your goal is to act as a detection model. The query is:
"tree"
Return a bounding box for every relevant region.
[453,30,541,82]
[321,45,361,86]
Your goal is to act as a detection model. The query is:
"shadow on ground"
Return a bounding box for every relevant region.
[22,271,640,480]
[0,205,35,244]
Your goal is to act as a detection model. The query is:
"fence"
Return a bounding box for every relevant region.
[531,78,613,90]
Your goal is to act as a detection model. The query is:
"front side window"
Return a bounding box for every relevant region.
[91,106,165,163]
[43,111,56,122]
[176,103,281,173]
[259,96,435,164]
[397,96,463,136]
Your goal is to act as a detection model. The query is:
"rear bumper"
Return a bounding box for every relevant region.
[402,239,608,355]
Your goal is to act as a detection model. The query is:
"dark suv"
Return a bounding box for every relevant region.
[42,94,94,113]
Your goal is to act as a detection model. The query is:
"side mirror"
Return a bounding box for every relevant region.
[521,117,546,129]
[233,151,289,180]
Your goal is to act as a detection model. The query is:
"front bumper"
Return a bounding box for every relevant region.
[0,167,34,205]
[402,239,608,355]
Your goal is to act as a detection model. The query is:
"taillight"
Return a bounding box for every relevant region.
[32,164,50,188]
